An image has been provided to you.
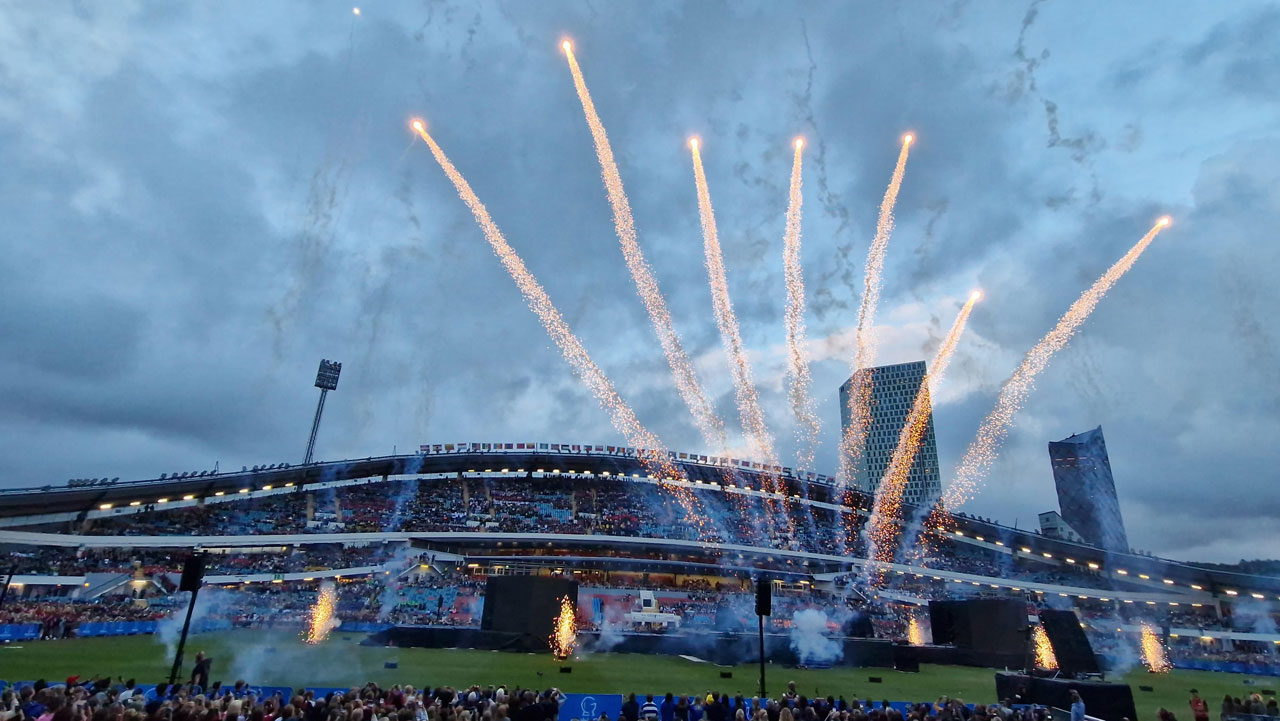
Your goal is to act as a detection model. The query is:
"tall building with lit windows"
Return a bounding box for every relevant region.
[1048,426,1130,553]
[838,360,941,504]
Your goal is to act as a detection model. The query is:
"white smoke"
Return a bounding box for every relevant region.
[789,608,843,665]
[1230,600,1277,635]
[585,614,628,654]
[153,587,234,659]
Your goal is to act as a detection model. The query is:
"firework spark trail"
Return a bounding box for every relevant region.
[1033,623,1059,670]
[936,218,1172,519]
[782,139,822,473]
[689,140,779,466]
[412,120,711,536]
[562,43,728,453]
[689,139,793,536]
[865,290,981,573]
[1140,621,1172,673]
[838,134,914,492]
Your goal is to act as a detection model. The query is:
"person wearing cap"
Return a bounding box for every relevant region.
[1189,690,1208,721]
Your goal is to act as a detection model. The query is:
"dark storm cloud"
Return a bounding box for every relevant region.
[0,1,1277,562]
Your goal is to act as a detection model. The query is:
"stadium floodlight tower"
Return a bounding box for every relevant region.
[303,359,342,465]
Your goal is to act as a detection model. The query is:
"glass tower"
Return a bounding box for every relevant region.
[839,360,941,504]
[1048,426,1130,553]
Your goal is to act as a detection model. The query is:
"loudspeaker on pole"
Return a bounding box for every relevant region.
[755,579,772,616]
[179,554,206,592]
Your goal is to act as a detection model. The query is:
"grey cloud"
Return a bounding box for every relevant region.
[0,1,1277,564]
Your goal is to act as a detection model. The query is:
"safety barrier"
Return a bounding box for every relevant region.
[1174,658,1280,676]
[0,624,40,641]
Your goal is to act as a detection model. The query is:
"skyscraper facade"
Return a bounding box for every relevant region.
[839,360,941,504]
[1048,426,1130,553]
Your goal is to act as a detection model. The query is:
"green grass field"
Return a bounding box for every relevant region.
[0,631,1270,719]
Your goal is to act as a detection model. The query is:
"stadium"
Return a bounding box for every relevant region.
[3,443,1280,717]
[3,5,1278,721]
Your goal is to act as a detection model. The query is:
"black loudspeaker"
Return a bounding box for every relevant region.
[1040,610,1101,676]
[481,576,578,644]
[892,644,921,672]
[929,599,1028,656]
[179,554,206,592]
[844,614,875,638]
[756,579,771,617]
[995,673,1137,721]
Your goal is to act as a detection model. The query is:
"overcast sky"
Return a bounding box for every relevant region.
[1,1,1277,563]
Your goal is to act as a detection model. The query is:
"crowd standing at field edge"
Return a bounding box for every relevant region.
[0,675,1072,721]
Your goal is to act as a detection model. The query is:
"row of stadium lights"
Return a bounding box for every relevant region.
[97,482,297,510]
[90,473,1274,603]
[893,568,1209,607]
[947,530,1274,604]
[466,468,811,503]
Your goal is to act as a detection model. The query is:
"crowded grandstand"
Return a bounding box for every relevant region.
[2,444,1278,679]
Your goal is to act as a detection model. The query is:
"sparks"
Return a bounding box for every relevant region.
[689,140,793,533]
[549,595,578,660]
[305,580,339,644]
[839,134,914,532]
[782,140,821,473]
[1033,623,1059,670]
[937,218,1171,517]
[1141,622,1172,673]
[689,141,787,485]
[907,614,926,646]
[865,291,980,571]
[412,120,711,535]
[562,44,728,454]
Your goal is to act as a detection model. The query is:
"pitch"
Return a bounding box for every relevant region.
[0,631,1264,717]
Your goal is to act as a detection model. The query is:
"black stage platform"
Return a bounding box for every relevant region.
[364,627,1023,669]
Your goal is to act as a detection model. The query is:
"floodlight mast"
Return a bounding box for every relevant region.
[304,359,342,464]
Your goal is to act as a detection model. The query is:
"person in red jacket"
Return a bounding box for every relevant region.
[1189,690,1209,721]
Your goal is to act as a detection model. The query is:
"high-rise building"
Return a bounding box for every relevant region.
[839,360,941,504]
[1048,426,1130,553]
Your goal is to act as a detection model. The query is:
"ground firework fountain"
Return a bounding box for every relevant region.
[1140,622,1172,673]
[549,595,578,661]
[305,580,340,645]
[1032,623,1059,670]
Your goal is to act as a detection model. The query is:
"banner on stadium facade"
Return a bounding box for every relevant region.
[558,694,622,721]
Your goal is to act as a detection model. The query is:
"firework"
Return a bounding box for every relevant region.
[411,120,709,533]
[938,218,1172,515]
[782,138,822,473]
[688,139,792,532]
[1141,622,1172,673]
[305,580,339,644]
[907,614,926,646]
[839,133,914,495]
[1032,623,1059,670]
[549,595,578,660]
[561,44,728,453]
[866,290,981,569]
[688,139,778,467]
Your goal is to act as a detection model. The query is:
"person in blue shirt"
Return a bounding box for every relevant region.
[1070,691,1086,721]
[661,694,676,721]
